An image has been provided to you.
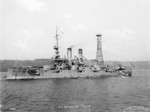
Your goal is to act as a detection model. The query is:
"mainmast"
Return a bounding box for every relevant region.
[96,34,104,65]
[55,26,59,48]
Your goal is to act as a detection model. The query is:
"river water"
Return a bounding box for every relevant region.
[0,70,150,112]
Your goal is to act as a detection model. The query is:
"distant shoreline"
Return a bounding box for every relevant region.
[1,68,150,72]
[1,69,150,74]
[132,69,150,71]
[0,59,150,72]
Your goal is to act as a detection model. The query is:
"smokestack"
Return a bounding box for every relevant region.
[78,49,84,65]
[96,34,104,65]
[67,48,72,65]
[78,49,83,58]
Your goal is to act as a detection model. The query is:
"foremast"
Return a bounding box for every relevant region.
[53,26,63,60]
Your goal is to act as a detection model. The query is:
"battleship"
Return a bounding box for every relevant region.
[6,28,132,80]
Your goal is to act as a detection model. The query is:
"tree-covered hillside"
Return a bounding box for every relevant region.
[0,59,150,72]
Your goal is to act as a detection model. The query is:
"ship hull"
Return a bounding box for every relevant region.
[6,69,119,80]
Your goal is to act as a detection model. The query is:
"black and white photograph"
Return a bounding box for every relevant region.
[0,0,150,112]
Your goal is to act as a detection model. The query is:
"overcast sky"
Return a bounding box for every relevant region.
[0,0,150,61]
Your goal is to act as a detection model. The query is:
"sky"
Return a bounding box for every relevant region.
[0,0,150,61]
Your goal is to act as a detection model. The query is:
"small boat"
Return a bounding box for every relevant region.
[121,76,129,78]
